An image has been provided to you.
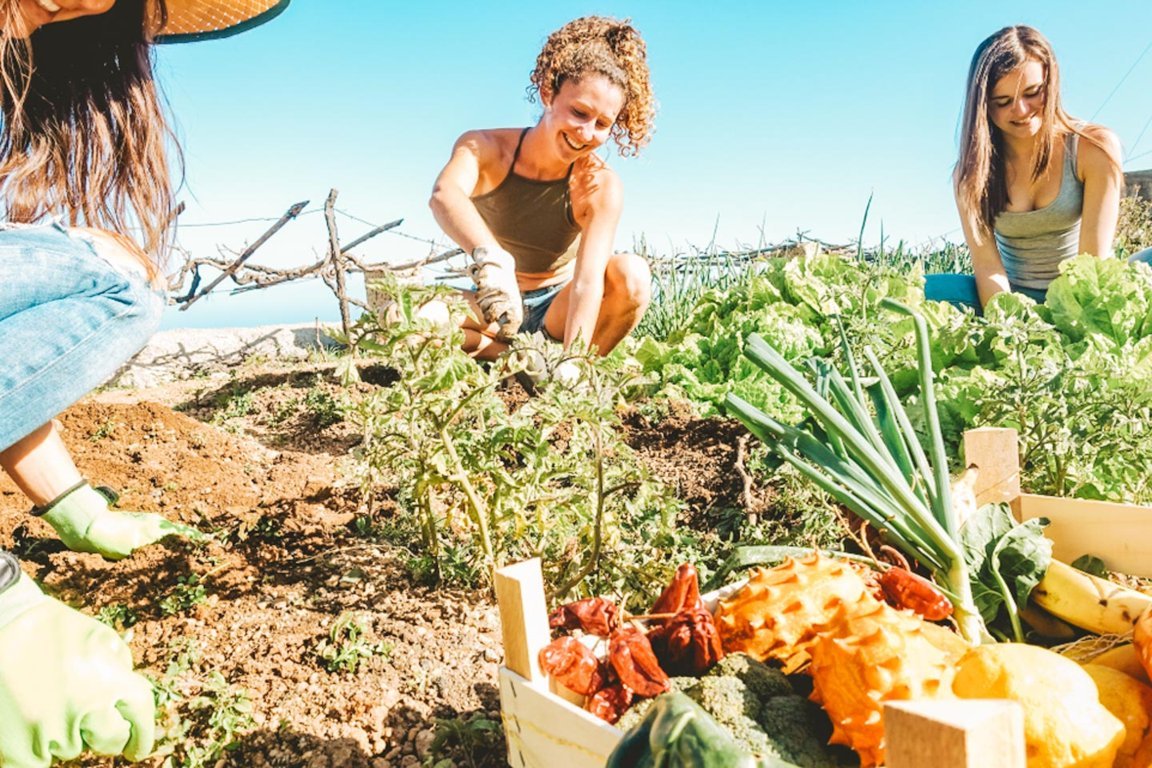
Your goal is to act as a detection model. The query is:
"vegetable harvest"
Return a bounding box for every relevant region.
[724,300,991,644]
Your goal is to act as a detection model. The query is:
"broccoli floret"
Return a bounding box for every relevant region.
[613,677,699,734]
[757,695,856,768]
[684,675,760,721]
[722,713,775,757]
[681,676,776,756]
[613,697,654,735]
[708,652,794,699]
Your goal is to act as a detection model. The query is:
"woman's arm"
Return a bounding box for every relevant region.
[955,185,1011,308]
[1077,125,1124,258]
[566,163,623,350]
[429,130,502,252]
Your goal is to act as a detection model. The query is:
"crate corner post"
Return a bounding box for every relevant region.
[884,699,1025,768]
[962,427,1021,507]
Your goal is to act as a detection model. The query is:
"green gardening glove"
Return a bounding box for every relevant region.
[0,566,156,767]
[36,481,203,561]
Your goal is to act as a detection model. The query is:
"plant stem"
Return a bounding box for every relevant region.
[439,426,494,567]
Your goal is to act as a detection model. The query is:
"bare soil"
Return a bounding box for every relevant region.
[0,359,758,768]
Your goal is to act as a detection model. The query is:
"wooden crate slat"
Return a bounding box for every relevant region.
[962,427,1021,506]
[499,667,620,768]
[1017,493,1152,578]
[494,558,551,682]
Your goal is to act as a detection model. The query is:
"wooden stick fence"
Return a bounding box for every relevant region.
[167,189,464,345]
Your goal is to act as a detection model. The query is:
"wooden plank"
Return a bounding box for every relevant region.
[500,667,621,768]
[1017,493,1152,578]
[962,427,1020,506]
[884,699,1025,768]
[493,559,551,683]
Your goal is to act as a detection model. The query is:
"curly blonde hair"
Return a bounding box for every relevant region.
[528,16,655,158]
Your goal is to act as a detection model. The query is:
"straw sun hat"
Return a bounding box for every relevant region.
[150,0,290,43]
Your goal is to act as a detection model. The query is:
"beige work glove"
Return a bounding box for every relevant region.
[468,245,523,338]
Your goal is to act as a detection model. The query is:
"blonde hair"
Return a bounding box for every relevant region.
[528,16,656,158]
[0,0,179,278]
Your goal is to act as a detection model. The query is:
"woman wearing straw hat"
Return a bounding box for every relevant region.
[0,2,287,766]
[430,15,656,369]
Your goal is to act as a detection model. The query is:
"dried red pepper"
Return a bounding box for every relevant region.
[648,606,724,676]
[585,681,633,724]
[608,626,669,698]
[537,636,608,696]
[648,564,702,626]
[549,597,619,636]
[880,567,953,620]
[875,546,953,621]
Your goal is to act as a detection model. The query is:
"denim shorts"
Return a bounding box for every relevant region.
[0,223,163,451]
[520,281,567,341]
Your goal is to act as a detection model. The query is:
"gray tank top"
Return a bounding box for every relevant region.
[994,133,1083,290]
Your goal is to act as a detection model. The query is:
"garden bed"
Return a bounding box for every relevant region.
[0,357,772,768]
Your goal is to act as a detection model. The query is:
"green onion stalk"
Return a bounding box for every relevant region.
[724,300,990,644]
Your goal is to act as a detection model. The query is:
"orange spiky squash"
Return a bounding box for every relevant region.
[713,551,872,672]
[808,600,957,768]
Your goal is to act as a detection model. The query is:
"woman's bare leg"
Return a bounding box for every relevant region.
[542,252,651,355]
[0,423,83,507]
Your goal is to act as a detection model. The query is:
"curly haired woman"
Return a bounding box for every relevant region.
[0,2,287,766]
[932,25,1150,311]
[430,15,656,365]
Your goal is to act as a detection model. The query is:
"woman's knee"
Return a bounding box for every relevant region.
[607,252,652,311]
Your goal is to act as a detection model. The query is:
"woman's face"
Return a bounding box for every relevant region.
[988,58,1047,140]
[540,74,626,161]
[15,0,116,35]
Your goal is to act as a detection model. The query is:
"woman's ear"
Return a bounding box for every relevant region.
[540,85,554,110]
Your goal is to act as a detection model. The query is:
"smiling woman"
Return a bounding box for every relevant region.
[930,25,1136,312]
[429,16,656,368]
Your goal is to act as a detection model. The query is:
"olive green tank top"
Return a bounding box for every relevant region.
[472,128,581,274]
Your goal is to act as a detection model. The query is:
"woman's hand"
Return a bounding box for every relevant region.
[0,572,156,768]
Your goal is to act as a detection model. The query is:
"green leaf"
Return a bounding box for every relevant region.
[959,504,1052,635]
[1070,554,1109,578]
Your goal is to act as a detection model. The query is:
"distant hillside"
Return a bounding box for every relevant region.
[1127,169,1152,201]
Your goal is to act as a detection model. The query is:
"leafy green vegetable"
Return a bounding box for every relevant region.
[958,504,1052,641]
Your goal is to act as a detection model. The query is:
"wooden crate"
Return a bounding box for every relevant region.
[494,427,1152,768]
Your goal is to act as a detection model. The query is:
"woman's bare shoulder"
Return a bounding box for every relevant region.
[569,154,622,219]
[570,153,618,193]
[1075,123,1122,176]
[453,128,522,165]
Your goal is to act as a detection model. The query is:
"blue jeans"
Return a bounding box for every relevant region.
[0,224,163,451]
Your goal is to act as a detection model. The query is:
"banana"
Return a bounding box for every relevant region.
[1031,559,1152,636]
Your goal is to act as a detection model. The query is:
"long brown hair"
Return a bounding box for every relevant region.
[955,25,1080,242]
[528,16,656,158]
[0,0,179,278]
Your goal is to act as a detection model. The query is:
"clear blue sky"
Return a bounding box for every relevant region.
[155,1,1152,329]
